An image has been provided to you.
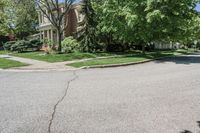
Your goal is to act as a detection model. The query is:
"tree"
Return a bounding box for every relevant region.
[13,0,38,39]
[93,0,135,51]
[94,0,198,53]
[79,0,97,52]
[0,0,38,38]
[36,0,75,52]
[0,0,10,36]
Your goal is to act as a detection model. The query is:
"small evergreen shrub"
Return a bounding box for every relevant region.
[11,40,30,53]
[3,41,16,51]
[61,36,80,53]
[29,39,43,50]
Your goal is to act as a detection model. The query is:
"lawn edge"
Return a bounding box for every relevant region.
[0,59,29,69]
[79,52,197,69]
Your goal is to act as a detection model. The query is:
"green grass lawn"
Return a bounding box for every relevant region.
[1,48,198,66]
[12,51,116,63]
[0,58,28,69]
[0,50,9,55]
[68,49,195,68]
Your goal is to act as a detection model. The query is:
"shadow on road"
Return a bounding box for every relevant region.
[155,54,200,65]
[180,121,200,133]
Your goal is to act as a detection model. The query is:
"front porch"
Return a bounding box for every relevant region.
[39,24,65,47]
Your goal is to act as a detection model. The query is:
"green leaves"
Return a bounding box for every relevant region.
[93,0,199,52]
[0,0,38,38]
[78,0,200,52]
[146,10,164,23]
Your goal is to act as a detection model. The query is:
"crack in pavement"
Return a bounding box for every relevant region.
[47,71,79,133]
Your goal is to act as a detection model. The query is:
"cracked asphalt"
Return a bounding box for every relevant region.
[1,54,200,133]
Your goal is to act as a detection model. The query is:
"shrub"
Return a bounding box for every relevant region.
[11,40,30,53]
[61,36,80,53]
[3,41,16,51]
[3,39,43,52]
[42,39,55,54]
[106,43,126,52]
[29,39,43,50]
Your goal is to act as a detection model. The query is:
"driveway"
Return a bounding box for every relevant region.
[1,54,200,133]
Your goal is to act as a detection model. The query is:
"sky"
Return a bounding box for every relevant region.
[196,4,200,11]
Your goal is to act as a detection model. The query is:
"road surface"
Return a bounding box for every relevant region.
[1,54,200,133]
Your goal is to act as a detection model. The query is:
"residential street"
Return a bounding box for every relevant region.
[0,54,200,133]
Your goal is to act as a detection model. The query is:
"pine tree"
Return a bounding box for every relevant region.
[80,0,97,52]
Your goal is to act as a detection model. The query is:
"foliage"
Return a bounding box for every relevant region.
[3,41,16,51]
[11,40,30,53]
[36,0,76,52]
[42,39,55,54]
[29,39,43,50]
[61,36,80,53]
[79,0,98,52]
[0,0,38,38]
[0,0,11,36]
[0,35,10,46]
[14,0,38,39]
[3,39,42,52]
[93,0,199,53]
[1,0,199,53]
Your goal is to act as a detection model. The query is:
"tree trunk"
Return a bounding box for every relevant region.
[57,32,62,52]
[142,43,145,54]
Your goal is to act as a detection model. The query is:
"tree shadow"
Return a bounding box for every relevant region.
[180,121,200,133]
[181,130,193,133]
[155,54,200,65]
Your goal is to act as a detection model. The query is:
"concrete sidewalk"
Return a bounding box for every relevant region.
[0,55,74,70]
[0,54,117,71]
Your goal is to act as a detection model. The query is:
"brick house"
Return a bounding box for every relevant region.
[38,3,84,44]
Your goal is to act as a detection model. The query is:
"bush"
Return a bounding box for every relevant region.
[29,39,43,50]
[3,41,16,51]
[3,39,43,52]
[106,43,127,52]
[0,36,10,47]
[61,36,80,53]
[11,40,30,53]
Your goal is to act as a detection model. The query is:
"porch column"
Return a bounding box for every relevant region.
[51,29,54,42]
[47,30,50,41]
[43,30,45,39]
[40,31,42,41]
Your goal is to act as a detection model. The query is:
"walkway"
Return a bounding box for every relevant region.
[0,54,116,71]
[0,54,75,70]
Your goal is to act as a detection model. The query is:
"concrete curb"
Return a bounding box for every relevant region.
[80,59,154,69]
[79,54,193,69]
[1,52,198,72]
[0,68,82,72]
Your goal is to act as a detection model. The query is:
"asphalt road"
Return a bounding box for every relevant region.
[1,54,200,133]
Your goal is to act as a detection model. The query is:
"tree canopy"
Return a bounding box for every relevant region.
[0,0,38,38]
[92,0,199,52]
[0,0,199,53]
